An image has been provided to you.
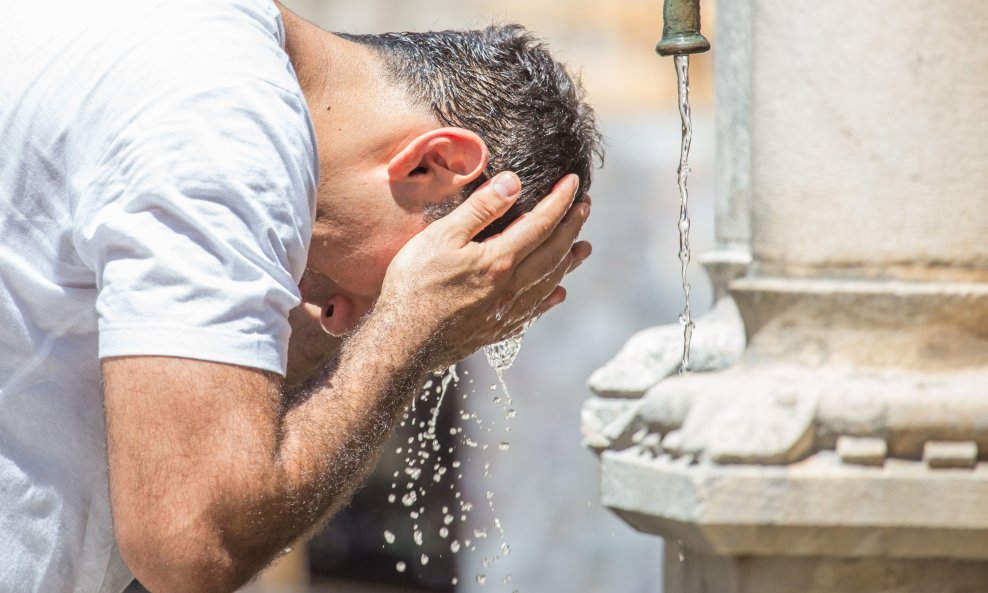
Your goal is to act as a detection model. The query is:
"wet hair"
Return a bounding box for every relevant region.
[338,25,603,240]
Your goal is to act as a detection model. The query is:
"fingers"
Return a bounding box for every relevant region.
[492,174,580,262]
[441,171,521,245]
[509,198,589,294]
[568,241,592,273]
[495,244,574,332]
[533,286,567,318]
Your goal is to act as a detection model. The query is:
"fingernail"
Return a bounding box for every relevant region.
[492,172,520,198]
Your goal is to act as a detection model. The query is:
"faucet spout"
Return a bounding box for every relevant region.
[655,0,710,56]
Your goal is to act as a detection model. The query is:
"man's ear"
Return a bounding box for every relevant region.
[387,127,489,200]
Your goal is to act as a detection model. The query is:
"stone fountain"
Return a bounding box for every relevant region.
[583,1,988,591]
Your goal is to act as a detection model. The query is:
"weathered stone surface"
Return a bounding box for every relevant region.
[580,397,639,453]
[587,297,746,398]
[586,1,988,591]
[664,548,988,593]
[731,277,988,370]
[618,366,988,463]
[749,1,988,273]
[658,385,817,465]
[924,441,978,469]
[601,449,988,559]
[836,436,887,466]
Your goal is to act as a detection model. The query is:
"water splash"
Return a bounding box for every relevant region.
[674,54,695,375]
[482,317,536,375]
[384,329,527,582]
[483,317,537,421]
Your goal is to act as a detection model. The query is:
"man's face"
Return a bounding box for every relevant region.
[300,165,430,334]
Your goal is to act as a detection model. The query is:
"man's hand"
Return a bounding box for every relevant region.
[102,172,590,593]
[380,171,591,369]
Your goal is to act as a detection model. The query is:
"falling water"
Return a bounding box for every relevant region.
[674,54,695,375]
[385,358,519,586]
[482,316,536,421]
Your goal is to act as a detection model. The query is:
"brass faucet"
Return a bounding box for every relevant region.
[655,0,710,56]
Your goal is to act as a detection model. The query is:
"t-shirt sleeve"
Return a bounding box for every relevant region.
[74,77,317,376]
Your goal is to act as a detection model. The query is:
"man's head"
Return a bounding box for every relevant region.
[285,11,603,335]
[339,25,603,240]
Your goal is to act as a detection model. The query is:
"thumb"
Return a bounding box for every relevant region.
[442,171,521,244]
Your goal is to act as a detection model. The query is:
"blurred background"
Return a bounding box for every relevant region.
[135,1,717,592]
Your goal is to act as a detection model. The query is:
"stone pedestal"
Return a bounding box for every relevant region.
[584,1,988,591]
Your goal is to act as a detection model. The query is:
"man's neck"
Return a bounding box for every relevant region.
[276,2,336,112]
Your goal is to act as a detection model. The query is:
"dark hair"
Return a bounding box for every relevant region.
[339,25,603,240]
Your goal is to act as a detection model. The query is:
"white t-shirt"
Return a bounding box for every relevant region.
[0,0,317,591]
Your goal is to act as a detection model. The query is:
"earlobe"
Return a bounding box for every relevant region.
[318,294,360,337]
[387,127,489,190]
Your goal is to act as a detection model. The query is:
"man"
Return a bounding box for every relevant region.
[0,1,600,592]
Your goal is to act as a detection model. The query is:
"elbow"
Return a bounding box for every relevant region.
[115,519,247,593]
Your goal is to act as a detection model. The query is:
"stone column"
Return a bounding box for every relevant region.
[585,1,988,591]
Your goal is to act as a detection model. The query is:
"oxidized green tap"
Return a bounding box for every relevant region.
[655,0,710,56]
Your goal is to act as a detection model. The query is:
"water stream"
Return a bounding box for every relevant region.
[386,349,520,586]
[674,54,695,375]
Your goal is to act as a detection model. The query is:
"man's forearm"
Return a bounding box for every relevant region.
[106,305,435,593]
[280,301,433,522]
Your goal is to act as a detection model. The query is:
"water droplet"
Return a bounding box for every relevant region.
[387,494,396,504]
[443,514,454,525]
[482,557,490,568]
[502,543,511,555]
[486,491,494,500]
[476,574,487,585]
[474,528,488,539]
[401,491,417,507]
[384,530,395,544]
[395,561,406,573]
[420,553,429,566]
[413,530,424,546]
[451,540,461,553]
[499,442,510,451]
